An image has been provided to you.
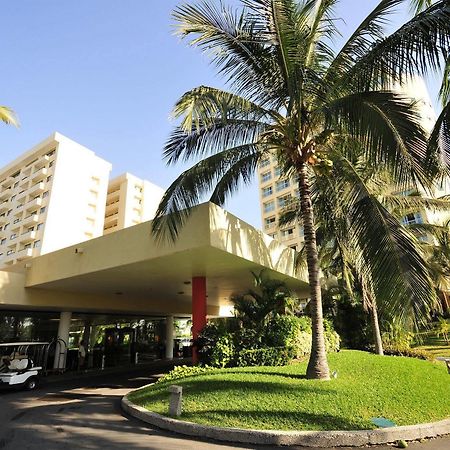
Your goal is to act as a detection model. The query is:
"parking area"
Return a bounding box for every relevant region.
[0,366,449,450]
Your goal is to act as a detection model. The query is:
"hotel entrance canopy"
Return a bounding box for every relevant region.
[1,203,309,316]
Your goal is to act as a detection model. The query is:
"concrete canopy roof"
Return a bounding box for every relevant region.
[7,203,308,317]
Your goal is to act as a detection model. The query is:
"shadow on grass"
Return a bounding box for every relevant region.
[180,408,369,431]
[223,369,307,380]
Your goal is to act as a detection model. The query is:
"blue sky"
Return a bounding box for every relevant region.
[0,0,434,228]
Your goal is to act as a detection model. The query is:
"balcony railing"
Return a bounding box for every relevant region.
[34,155,50,170]
[28,182,45,196]
[31,167,48,183]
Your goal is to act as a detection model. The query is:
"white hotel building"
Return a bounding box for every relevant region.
[0,132,306,368]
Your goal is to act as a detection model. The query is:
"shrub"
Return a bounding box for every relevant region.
[324,318,341,353]
[382,320,414,349]
[383,346,432,360]
[157,365,213,384]
[210,334,235,368]
[236,346,296,367]
[294,331,312,358]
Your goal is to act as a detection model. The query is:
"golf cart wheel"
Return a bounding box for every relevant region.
[24,376,38,390]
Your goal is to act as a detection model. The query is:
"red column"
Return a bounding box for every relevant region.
[192,276,207,364]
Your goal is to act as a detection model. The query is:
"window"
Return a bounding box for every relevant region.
[6,250,14,256]
[37,223,44,231]
[16,204,23,209]
[277,195,291,209]
[274,166,281,177]
[259,159,270,168]
[261,171,272,183]
[46,149,55,157]
[10,233,16,240]
[276,179,290,191]
[13,218,20,224]
[0,238,6,245]
[49,161,54,168]
[4,223,9,230]
[269,233,277,239]
[42,191,49,198]
[24,243,31,250]
[263,201,275,213]
[46,175,52,182]
[12,171,20,178]
[7,209,12,216]
[40,207,46,214]
[13,182,18,188]
[402,212,424,225]
[264,216,276,229]
[10,195,15,202]
[262,186,273,197]
[290,245,297,251]
[281,228,294,238]
[33,240,41,248]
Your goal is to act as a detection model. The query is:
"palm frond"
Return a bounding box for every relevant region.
[323,91,433,189]
[0,106,19,127]
[152,144,261,243]
[345,1,450,91]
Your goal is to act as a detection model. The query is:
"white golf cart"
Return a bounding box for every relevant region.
[0,342,50,390]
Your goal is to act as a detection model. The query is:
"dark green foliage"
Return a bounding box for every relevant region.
[383,346,431,360]
[334,296,372,350]
[236,346,296,367]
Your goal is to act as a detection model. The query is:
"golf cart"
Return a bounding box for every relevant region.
[0,342,50,390]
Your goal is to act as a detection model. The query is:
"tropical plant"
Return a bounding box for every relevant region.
[0,106,18,126]
[152,0,450,379]
[436,317,450,343]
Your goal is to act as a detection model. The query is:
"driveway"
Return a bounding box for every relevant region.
[0,366,448,450]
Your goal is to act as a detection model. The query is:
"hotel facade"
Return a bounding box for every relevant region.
[0,133,307,369]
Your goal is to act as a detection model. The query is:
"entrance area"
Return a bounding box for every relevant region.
[0,310,192,372]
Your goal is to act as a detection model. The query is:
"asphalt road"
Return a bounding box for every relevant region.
[0,366,449,450]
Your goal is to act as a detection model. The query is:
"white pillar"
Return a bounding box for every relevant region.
[165,316,174,360]
[53,311,72,370]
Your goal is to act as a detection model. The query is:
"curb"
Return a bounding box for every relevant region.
[121,393,450,447]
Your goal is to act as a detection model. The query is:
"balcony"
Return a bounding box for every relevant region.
[16,248,34,261]
[0,188,11,202]
[1,177,14,189]
[34,155,49,170]
[31,167,48,183]
[0,215,7,225]
[16,190,27,204]
[104,214,118,228]
[28,182,45,196]
[26,197,43,212]
[19,176,30,188]
[20,230,37,243]
[0,202,9,214]
[23,214,39,227]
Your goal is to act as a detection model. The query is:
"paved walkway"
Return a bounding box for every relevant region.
[0,366,449,449]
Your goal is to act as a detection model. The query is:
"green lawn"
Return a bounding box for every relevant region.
[128,351,450,431]
[414,334,450,357]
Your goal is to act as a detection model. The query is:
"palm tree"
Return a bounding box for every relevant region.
[152,0,450,379]
[281,151,448,355]
[0,106,18,127]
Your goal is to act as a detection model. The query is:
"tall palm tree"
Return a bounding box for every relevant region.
[0,106,18,127]
[280,150,448,355]
[152,0,450,379]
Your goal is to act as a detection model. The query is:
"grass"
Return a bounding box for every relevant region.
[414,334,450,358]
[128,351,450,431]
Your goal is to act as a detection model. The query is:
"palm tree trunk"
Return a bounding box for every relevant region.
[370,302,384,356]
[298,163,330,380]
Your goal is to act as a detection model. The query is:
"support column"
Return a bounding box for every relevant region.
[165,316,174,360]
[53,311,72,370]
[192,276,207,364]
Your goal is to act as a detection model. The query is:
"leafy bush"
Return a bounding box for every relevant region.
[295,331,312,357]
[382,320,414,349]
[383,346,432,360]
[236,346,295,367]
[324,318,341,353]
[157,365,214,383]
[210,335,234,368]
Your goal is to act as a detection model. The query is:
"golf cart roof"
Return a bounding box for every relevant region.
[0,342,50,347]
